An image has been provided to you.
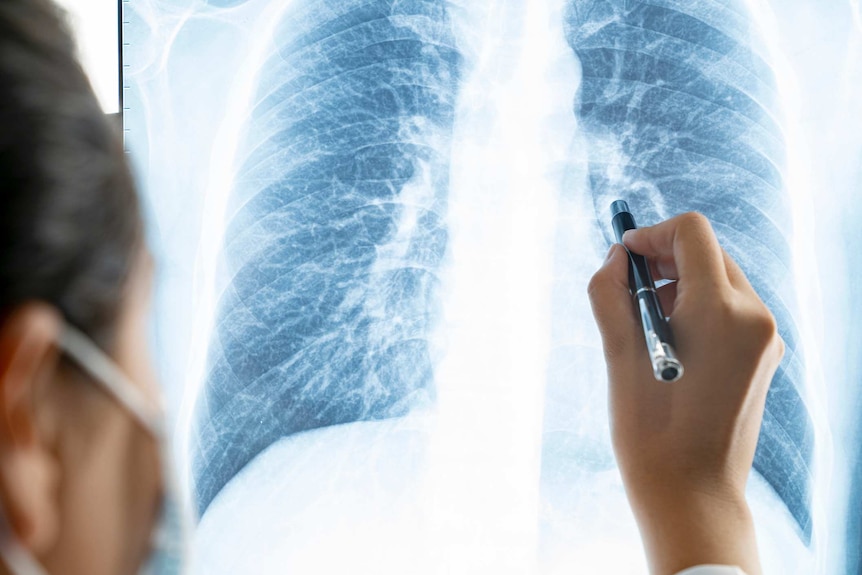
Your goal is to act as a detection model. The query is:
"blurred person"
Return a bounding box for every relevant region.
[0,1,187,574]
[589,213,786,575]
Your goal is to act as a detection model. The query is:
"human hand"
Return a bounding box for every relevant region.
[587,213,784,575]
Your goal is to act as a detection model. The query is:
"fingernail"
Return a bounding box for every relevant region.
[621,230,633,243]
[603,244,617,264]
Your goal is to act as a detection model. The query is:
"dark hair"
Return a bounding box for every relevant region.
[0,0,142,350]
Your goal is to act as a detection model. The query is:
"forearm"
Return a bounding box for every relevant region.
[629,489,761,575]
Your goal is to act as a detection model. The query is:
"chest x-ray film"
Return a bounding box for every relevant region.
[123,1,862,573]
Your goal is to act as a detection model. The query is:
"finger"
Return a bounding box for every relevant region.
[721,248,757,295]
[647,257,678,284]
[622,212,729,291]
[588,244,643,362]
[656,281,678,316]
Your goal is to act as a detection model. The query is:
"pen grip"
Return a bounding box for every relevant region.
[611,207,636,243]
[612,208,657,295]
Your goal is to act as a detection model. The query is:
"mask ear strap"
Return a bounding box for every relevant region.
[0,500,50,575]
[58,324,165,439]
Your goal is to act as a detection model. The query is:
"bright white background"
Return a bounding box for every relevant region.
[54,0,120,113]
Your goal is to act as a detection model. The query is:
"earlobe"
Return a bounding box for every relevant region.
[0,303,63,555]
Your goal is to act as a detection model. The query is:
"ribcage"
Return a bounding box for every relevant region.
[565,0,814,540]
[191,0,462,516]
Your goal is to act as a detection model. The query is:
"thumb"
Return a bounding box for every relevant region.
[587,244,642,361]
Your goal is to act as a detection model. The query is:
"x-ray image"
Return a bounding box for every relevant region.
[123,1,862,573]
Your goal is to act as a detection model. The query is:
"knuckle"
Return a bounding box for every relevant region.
[746,307,780,349]
[677,212,713,240]
[680,211,711,230]
[699,289,734,322]
[775,335,787,361]
[755,308,779,338]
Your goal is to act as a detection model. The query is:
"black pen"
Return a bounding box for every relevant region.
[610,200,684,383]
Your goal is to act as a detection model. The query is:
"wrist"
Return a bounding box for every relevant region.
[629,487,761,575]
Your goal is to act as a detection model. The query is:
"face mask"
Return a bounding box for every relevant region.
[0,323,190,575]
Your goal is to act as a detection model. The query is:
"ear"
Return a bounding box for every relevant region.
[0,303,62,555]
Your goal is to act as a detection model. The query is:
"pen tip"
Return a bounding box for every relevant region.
[610,200,630,217]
